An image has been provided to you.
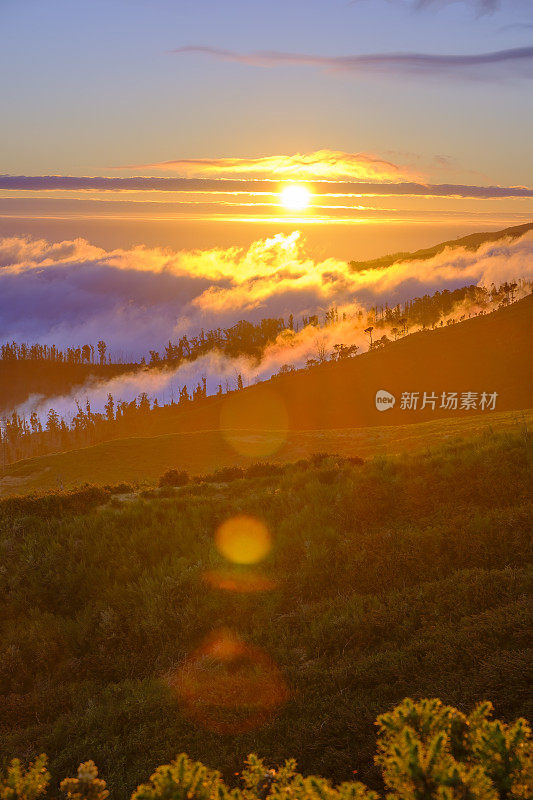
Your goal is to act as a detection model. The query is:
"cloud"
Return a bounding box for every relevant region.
[11,227,533,422]
[353,0,523,14]
[1,174,532,199]
[2,229,532,371]
[121,150,419,182]
[499,22,533,32]
[173,45,533,81]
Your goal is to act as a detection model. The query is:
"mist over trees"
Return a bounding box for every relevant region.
[0,280,529,466]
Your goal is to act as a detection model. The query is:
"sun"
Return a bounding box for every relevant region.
[280,184,311,212]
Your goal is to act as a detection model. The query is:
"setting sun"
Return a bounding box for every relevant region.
[280,184,311,211]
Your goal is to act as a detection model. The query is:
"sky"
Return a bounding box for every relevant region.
[0,0,532,374]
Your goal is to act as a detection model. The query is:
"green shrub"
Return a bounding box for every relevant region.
[245,463,284,479]
[158,470,189,488]
[6,699,532,800]
[211,466,245,482]
[0,755,50,800]
[60,762,108,800]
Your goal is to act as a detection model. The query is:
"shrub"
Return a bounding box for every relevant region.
[0,754,50,800]
[375,698,533,800]
[60,762,109,800]
[211,466,244,483]
[104,483,135,494]
[5,699,532,800]
[131,754,223,800]
[158,470,189,488]
[245,463,284,479]
[0,487,109,517]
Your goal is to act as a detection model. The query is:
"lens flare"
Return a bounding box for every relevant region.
[169,629,289,734]
[215,515,271,565]
[280,184,311,211]
[203,568,276,593]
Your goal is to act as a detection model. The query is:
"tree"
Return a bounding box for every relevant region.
[138,393,151,414]
[29,411,42,434]
[104,394,114,422]
[46,408,60,434]
[313,338,328,363]
[97,341,107,365]
[178,385,190,405]
[364,326,374,347]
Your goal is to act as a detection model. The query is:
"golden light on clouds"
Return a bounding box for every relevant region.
[215,515,272,565]
[123,149,416,182]
[280,184,312,212]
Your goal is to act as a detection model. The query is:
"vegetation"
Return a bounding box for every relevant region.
[159,470,190,488]
[2,698,532,799]
[1,429,531,798]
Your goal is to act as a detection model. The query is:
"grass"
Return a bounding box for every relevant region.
[1,408,531,496]
[0,425,531,798]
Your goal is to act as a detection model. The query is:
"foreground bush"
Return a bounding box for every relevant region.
[2,699,531,800]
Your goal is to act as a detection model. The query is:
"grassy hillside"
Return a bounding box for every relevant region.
[349,220,533,271]
[1,408,531,496]
[1,428,531,797]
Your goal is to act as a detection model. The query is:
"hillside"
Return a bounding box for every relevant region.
[1,294,532,494]
[1,429,531,797]
[349,220,533,271]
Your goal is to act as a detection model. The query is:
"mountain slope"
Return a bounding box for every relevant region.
[349,220,533,271]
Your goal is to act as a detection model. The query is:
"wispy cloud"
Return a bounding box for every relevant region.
[121,150,419,182]
[1,175,532,199]
[352,0,513,14]
[173,45,533,81]
[498,22,533,32]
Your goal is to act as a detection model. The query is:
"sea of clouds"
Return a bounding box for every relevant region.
[2,228,532,419]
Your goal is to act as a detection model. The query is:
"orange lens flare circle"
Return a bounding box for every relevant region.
[215,514,272,565]
[203,568,276,593]
[170,629,289,734]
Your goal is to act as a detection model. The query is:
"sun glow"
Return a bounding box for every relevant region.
[280,184,312,212]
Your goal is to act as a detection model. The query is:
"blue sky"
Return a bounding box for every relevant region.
[1,0,532,182]
[0,0,532,261]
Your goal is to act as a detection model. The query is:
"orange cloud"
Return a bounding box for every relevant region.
[124,149,419,183]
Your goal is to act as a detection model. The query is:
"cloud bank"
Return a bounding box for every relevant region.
[173,45,533,81]
[1,175,532,199]
[9,227,533,421]
[2,229,532,365]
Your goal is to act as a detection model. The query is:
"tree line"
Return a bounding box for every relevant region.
[1,281,526,370]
